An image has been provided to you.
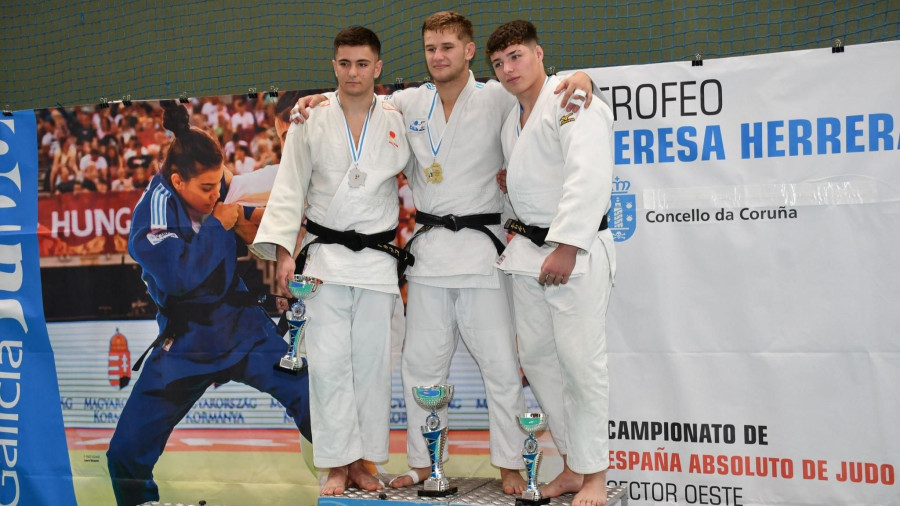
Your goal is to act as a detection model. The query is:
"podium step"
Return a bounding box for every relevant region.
[317,477,627,506]
[320,477,492,506]
[449,479,627,506]
[139,478,628,506]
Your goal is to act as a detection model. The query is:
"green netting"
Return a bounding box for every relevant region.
[2,0,899,111]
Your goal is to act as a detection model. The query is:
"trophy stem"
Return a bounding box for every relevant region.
[412,385,457,497]
[518,422,550,506]
[418,426,457,496]
[424,426,446,482]
[279,277,319,373]
[277,315,308,373]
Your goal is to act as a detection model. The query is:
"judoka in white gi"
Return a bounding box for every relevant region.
[385,12,528,494]
[289,11,596,495]
[253,26,410,496]
[488,20,616,506]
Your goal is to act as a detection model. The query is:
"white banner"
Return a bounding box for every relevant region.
[591,41,900,505]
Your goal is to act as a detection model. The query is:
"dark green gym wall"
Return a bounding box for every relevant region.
[2,0,898,111]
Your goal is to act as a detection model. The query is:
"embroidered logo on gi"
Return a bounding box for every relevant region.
[559,112,576,126]
[389,130,399,148]
[146,230,178,245]
[409,119,426,132]
[607,177,636,242]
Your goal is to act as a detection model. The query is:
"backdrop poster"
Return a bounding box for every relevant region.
[37,93,344,504]
[591,40,900,505]
[34,89,516,505]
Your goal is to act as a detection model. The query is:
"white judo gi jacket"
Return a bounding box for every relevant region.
[389,72,515,287]
[497,75,616,275]
[254,93,410,292]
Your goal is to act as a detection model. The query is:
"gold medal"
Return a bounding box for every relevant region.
[424,161,443,184]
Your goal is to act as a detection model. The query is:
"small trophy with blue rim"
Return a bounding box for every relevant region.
[412,384,457,497]
[517,412,550,506]
[278,275,320,371]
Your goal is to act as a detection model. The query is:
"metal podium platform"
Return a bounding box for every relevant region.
[318,477,627,506]
[318,477,492,506]
[140,477,628,506]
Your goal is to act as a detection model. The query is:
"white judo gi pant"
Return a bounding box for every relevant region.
[510,238,614,474]
[305,283,395,468]
[402,277,525,470]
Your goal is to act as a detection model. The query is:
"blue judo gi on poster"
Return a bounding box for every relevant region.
[107,174,311,506]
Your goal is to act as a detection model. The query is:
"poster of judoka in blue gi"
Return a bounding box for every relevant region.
[2,39,898,505]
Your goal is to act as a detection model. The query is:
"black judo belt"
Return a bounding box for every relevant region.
[399,211,505,276]
[504,215,608,247]
[296,219,414,274]
[132,289,269,372]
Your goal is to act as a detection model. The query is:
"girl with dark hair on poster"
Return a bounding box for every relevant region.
[105,101,311,506]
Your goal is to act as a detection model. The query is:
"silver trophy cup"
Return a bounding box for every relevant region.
[517,412,550,506]
[412,384,458,497]
[278,275,321,371]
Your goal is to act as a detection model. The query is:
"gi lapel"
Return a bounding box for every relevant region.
[321,94,379,228]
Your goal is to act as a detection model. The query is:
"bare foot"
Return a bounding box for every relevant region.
[389,467,430,488]
[348,459,383,491]
[541,465,583,498]
[501,468,527,495]
[572,471,607,506]
[321,465,349,496]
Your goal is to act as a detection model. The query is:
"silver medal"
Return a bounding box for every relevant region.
[348,166,367,188]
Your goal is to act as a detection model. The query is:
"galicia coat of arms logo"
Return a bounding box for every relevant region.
[607,176,636,242]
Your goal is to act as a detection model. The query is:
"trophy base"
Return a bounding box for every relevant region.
[515,497,551,506]
[417,486,457,497]
[274,358,306,374]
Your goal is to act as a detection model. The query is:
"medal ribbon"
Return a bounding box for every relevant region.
[516,103,523,137]
[337,94,376,166]
[426,90,444,159]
